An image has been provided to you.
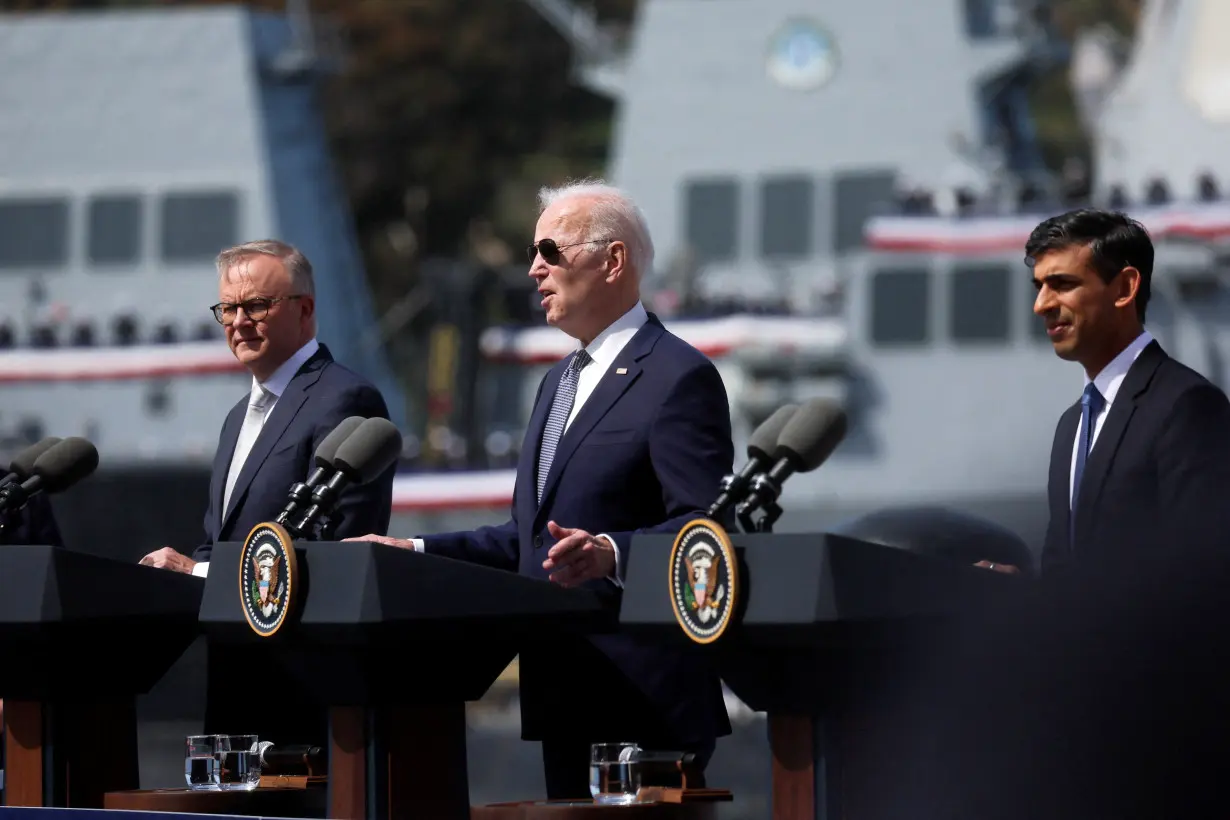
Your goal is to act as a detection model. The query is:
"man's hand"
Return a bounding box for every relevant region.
[341,534,416,549]
[974,560,1020,574]
[139,547,198,574]
[543,521,616,587]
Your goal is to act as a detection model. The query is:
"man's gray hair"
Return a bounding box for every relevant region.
[216,239,315,297]
[537,179,655,276]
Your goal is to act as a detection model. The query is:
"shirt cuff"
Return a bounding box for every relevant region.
[410,538,425,552]
[191,561,210,578]
[598,534,623,588]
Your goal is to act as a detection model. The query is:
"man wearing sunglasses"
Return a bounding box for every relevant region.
[139,239,395,748]
[349,180,734,799]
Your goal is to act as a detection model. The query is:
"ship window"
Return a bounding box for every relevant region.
[870,268,929,345]
[951,265,1010,342]
[88,195,142,265]
[833,170,896,252]
[759,176,813,258]
[160,191,239,263]
[683,179,738,263]
[0,198,69,269]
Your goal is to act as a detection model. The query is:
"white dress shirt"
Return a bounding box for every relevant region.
[409,303,650,583]
[1069,330,1153,508]
[191,338,321,578]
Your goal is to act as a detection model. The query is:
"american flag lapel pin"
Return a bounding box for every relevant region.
[616,367,628,375]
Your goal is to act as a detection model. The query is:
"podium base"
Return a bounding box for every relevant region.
[472,800,724,819]
[103,786,327,817]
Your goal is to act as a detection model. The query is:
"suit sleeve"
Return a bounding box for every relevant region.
[604,360,734,557]
[314,383,395,540]
[418,369,559,571]
[1155,383,1230,555]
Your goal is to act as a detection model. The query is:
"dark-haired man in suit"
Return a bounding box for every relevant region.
[139,239,395,747]
[1016,208,1230,575]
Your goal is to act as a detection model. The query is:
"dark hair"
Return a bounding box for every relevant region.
[1024,208,1153,322]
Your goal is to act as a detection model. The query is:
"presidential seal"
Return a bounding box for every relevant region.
[669,518,739,644]
[239,521,299,638]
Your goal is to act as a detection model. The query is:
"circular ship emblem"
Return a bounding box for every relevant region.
[669,519,739,644]
[239,521,298,637]
[766,18,839,92]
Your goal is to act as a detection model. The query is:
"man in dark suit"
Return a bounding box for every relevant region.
[955,208,1230,817]
[1004,208,1230,576]
[352,180,734,799]
[139,239,395,745]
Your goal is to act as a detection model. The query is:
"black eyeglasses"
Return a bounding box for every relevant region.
[526,238,611,264]
[210,295,304,325]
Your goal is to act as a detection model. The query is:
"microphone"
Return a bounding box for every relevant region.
[0,436,100,514]
[734,399,848,532]
[274,416,365,529]
[707,404,798,520]
[287,417,403,539]
[5,437,63,482]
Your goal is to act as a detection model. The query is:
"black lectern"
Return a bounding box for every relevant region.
[198,540,609,820]
[620,531,1020,820]
[0,545,203,807]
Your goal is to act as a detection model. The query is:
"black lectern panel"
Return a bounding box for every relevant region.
[0,546,203,698]
[199,540,610,704]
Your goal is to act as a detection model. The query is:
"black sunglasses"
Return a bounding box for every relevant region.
[526,238,610,264]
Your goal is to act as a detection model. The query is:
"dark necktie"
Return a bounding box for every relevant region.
[1070,382,1105,544]
[536,349,592,503]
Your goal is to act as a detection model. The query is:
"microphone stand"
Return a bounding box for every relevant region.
[737,500,782,534]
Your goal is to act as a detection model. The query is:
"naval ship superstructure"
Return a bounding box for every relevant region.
[398,0,1230,555]
[0,6,405,465]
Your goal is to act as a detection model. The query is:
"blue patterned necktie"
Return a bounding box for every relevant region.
[1070,382,1105,543]
[536,349,593,503]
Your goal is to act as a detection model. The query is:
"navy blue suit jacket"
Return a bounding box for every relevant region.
[424,314,734,745]
[0,478,63,547]
[1043,340,1230,576]
[192,344,394,562]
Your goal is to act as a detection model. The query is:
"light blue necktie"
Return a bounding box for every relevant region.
[536,350,592,503]
[1070,382,1105,545]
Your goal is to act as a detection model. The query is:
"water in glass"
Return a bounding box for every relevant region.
[185,735,220,790]
[589,742,641,805]
[216,750,261,791]
[184,755,218,789]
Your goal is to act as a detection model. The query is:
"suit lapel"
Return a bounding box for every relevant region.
[220,347,330,531]
[534,318,664,520]
[1051,402,1079,549]
[1072,341,1166,544]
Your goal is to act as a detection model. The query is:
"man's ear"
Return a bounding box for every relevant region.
[604,241,628,284]
[1114,266,1141,311]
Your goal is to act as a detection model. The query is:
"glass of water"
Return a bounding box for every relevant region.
[185,735,220,790]
[589,742,643,805]
[215,734,262,791]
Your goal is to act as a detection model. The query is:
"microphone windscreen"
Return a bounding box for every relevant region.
[31,436,99,493]
[9,437,63,478]
[331,418,403,485]
[775,398,848,472]
[314,416,365,469]
[748,404,798,460]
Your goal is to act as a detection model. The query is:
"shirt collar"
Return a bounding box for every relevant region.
[254,337,320,399]
[581,302,649,370]
[1087,329,1153,406]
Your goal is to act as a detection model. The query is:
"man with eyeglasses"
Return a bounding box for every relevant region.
[348,180,734,799]
[138,239,395,747]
